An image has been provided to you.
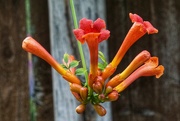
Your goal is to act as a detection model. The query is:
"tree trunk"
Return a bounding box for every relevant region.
[0,0,53,121]
[106,0,180,121]
[30,0,53,121]
[48,0,112,121]
[0,1,29,121]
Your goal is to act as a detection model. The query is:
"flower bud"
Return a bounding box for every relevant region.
[93,104,106,116]
[71,92,83,103]
[76,104,86,114]
[105,86,113,95]
[96,76,104,86]
[70,83,82,93]
[80,87,88,101]
[98,94,105,101]
[92,81,103,94]
[107,90,119,101]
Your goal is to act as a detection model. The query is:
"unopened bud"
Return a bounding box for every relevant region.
[92,81,103,94]
[76,104,86,114]
[93,104,106,116]
[98,94,105,101]
[71,92,83,103]
[105,86,113,95]
[80,87,88,101]
[96,76,104,86]
[70,83,82,93]
[107,90,119,101]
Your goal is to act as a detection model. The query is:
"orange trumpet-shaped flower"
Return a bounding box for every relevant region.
[106,50,151,89]
[73,18,110,44]
[84,33,100,88]
[73,18,110,88]
[22,12,165,116]
[114,57,164,93]
[22,37,81,85]
[102,13,158,81]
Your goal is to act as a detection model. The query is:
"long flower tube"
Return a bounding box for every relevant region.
[73,18,110,88]
[114,57,164,93]
[83,33,100,88]
[22,37,81,85]
[101,13,158,81]
[106,50,151,89]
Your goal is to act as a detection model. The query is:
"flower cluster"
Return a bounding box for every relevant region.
[22,13,164,116]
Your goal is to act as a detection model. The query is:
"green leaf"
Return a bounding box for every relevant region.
[75,68,87,76]
[61,64,68,69]
[69,60,79,68]
[98,51,108,71]
[63,53,69,64]
[98,51,104,57]
[98,51,107,64]
[98,63,106,70]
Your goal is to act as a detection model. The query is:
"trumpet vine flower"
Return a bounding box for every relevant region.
[102,13,158,80]
[114,57,164,93]
[73,18,110,89]
[22,37,81,85]
[22,13,164,116]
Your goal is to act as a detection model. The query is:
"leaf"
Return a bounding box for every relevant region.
[98,63,106,70]
[98,51,107,64]
[75,68,87,76]
[69,60,80,68]
[61,64,68,69]
[63,53,69,64]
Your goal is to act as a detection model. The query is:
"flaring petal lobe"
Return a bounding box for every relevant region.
[79,18,93,34]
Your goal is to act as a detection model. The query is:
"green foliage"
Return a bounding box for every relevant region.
[75,68,87,76]
[62,53,80,70]
[98,51,108,70]
[62,53,87,77]
[63,53,69,64]
[69,60,80,68]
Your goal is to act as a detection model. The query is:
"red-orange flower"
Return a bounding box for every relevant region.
[114,57,164,93]
[129,13,158,34]
[22,37,81,85]
[106,50,151,89]
[22,13,165,117]
[73,18,110,43]
[102,13,158,81]
[73,18,110,88]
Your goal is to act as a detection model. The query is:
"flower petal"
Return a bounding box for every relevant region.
[79,18,93,33]
[129,13,143,23]
[143,21,158,34]
[98,30,110,43]
[73,29,85,44]
[93,18,106,32]
[129,13,158,34]
[144,56,159,67]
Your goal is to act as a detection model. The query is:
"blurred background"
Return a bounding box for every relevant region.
[0,0,179,121]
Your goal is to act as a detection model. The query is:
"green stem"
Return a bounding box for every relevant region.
[25,0,36,121]
[69,0,88,83]
[69,0,93,97]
